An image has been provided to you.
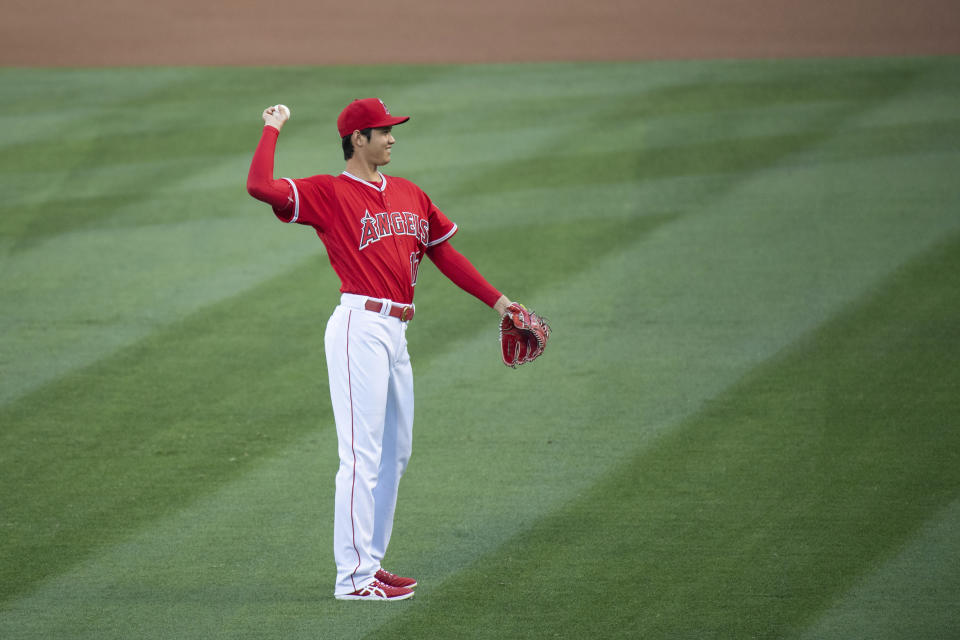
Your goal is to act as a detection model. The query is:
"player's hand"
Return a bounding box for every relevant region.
[262,104,290,131]
[493,295,513,316]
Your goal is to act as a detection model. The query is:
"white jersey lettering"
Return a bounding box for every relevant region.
[358,209,429,251]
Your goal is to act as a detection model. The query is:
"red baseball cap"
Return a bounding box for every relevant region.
[337,98,410,138]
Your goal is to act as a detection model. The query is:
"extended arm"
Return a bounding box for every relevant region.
[428,235,550,368]
[426,241,512,314]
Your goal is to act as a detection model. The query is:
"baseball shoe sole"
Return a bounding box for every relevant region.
[335,580,415,601]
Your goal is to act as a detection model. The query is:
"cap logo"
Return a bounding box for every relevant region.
[337,98,408,138]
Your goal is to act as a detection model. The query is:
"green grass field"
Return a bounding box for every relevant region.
[2,57,959,638]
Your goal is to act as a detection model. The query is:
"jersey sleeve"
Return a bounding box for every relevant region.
[425,197,458,247]
[277,175,336,229]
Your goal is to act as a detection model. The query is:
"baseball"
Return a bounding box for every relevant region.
[276,104,290,119]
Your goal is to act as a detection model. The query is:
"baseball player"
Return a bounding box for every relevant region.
[246,98,518,601]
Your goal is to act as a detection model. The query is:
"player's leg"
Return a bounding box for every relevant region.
[370,323,414,565]
[325,307,391,596]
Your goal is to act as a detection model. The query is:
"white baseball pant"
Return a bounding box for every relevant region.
[325,293,414,596]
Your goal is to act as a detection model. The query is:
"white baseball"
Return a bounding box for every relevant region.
[276,104,290,119]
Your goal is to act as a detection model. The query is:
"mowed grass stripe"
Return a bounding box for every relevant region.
[800,497,960,639]
[0,255,340,602]
[0,214,321,406]
[0,431,336,640]
[382,231,960,640]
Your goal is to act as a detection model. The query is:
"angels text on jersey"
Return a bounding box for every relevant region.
[358,209,430,251]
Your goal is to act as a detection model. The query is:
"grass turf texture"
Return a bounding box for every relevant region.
[1,57,959,638]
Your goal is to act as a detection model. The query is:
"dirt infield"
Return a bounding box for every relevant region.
[2,0,959,66]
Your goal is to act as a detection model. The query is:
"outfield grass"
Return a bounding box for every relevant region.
[1,58,959,639]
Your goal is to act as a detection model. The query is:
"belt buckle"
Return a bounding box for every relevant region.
[401,305,412,321]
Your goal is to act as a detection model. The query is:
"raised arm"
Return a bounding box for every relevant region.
[246,105,294,210]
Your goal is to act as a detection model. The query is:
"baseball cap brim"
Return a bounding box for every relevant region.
[370,115,410,130]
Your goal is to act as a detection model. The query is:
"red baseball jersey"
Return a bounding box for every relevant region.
[276,171,457,304]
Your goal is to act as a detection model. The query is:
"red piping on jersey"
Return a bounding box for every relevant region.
[346,310,361,591]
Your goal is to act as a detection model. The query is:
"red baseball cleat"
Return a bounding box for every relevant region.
[375,568,418,589]
[335,580,414,601]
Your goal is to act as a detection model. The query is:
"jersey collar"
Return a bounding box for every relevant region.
[341,171,387,192]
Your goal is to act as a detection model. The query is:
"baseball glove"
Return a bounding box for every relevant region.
[499,303,551,368]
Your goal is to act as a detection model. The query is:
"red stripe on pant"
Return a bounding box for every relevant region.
[346,311,361,591]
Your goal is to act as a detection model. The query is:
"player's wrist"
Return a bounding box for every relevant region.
[493,295,512,316]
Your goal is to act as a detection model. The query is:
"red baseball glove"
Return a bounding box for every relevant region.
[499,303,551,368]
